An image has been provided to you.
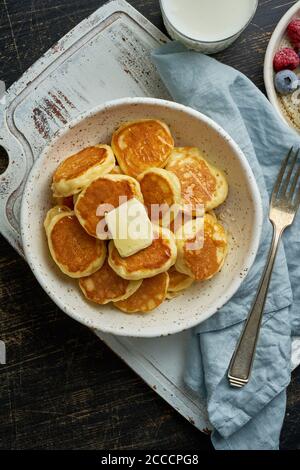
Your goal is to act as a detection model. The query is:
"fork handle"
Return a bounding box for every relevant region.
[228,224,283,387]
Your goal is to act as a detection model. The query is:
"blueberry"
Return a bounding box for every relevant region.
[274,70,299,95]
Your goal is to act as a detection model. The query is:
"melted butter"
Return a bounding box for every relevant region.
[76,178,136,237]
[105,198,153,257]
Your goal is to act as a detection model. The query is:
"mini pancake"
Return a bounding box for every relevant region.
[53,195,74,210]
[166,291,183,299]
[166,265,194,299]
[73,193,80,206]
[44,205,72,234]
[45,210,106,278]
[52,144,115,197]
[207,210,217,221]
[167,266,194,294]
[74,174,143,238]
[114,272,169,313]
[79,259,142,305]
[138,168,181,225]
[110,165,123,175]
[166,147,228,213]
[108,226,177,280]
[111,119,174,178]
[169,208,194,234]
[175,214,228,281]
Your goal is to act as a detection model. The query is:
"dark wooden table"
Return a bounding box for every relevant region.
[0,0,299,450]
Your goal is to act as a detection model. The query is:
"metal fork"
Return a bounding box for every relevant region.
[228,147,300,388]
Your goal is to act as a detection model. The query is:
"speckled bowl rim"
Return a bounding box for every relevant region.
[264,0,300,132]
[20,97,263,337]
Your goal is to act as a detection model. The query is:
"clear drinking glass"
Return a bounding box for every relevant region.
[160,0,258,54]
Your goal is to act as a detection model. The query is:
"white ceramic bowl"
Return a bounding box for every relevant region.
[264,1,300,133]
[21,97,263,337]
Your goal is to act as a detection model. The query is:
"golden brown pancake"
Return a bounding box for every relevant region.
[115,272,169,313]
[166,147,228,213]
[111,119,174,178]
[52,144,115,197]
[175,214,228,281]
[169,208,194,234]
[138,168,181,225]
[74,174,143,238]
[44,205,72,233]
[108,226,177,280]
[79,259,142,304]
[167,266,194,295]
[110,165,123,175]
[45,210,106,278]
[53,195,74,210]
[166,291,182,299]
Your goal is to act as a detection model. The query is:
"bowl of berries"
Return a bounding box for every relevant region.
[264,1,300,133]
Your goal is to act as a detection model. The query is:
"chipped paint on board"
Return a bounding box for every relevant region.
[0,0,208,435]
[42,98,68,124]
[1,0,171,247]
[32,108,50,139]
[57,90,76,109]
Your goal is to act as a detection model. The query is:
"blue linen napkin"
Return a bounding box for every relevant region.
[152,42,300,450]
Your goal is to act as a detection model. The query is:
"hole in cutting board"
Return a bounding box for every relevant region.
[0,146,9,174]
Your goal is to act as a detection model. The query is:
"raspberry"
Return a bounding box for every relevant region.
[273,47,299,72]
[287,19,300,50]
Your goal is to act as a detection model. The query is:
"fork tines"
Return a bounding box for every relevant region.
[271,147,300,209]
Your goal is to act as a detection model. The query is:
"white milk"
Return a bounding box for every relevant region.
[161,0,257,42]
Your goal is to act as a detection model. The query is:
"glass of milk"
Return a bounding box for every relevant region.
[160,0,258,53]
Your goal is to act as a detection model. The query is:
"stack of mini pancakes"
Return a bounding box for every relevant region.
[44,119,229,314]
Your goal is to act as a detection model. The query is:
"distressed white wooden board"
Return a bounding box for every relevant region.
[0,0,299,436]
[0,0,170,255]
[0,0,212,434]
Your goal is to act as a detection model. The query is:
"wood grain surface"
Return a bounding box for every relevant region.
[0,0,299,450]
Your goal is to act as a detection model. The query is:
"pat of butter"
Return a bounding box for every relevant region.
[105,198,153,257]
